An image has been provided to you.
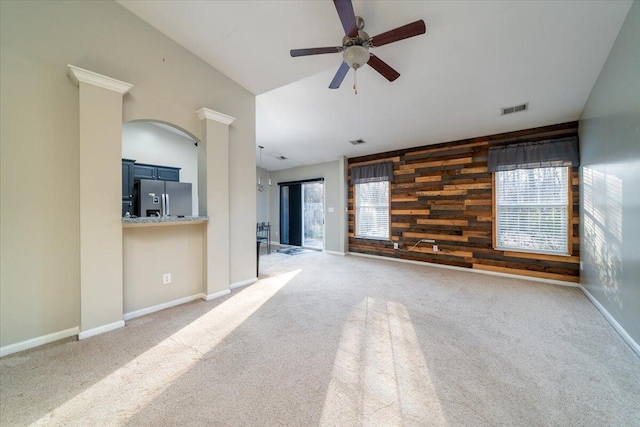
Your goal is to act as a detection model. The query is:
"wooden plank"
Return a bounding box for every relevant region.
[411,247,474,257]
[402,232,469,242]
[464,230,491,237]
[404,141,487,157]
[349,157,400,168]
[416,190,468,197]
[391,196,418,202]
[464,199,492,206]
[391,209,430,215]
[503,251,580,264]
[443,183,492,190]
[473,263,580,283]
[416,219,469,226]
[415,175,443,183]
[391,222,411,228]
[399,157,472,171]
[461,167,488,174]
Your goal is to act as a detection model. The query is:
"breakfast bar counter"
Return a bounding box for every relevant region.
[122,216,208,228]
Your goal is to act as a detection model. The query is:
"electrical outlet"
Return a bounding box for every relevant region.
[433,245,438,252]
[580,261,584,271]
[163,273,172,285]
[393,242,399,250]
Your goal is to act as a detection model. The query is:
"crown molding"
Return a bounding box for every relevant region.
[67,65,133,94]
[196,107,236,125]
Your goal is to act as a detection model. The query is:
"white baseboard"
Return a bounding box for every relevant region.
[270,240,280,247]
[579,285,640,357]
[348,252,579,288]
[123,293,206,321]
[0,326,80,358]
[202,289,231,301]
[323,250,346,256]
[78,320,125,341]
[230,278,257,290]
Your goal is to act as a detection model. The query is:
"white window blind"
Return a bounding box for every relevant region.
[495,167,569,255]
[355,181,389,239]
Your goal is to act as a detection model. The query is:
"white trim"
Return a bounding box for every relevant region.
[67,65,133,94]
[348,252,579,288]
[324,250,346,256]
[230,278,258,290]
[123,293,206,321]
[0,327,79,358]
[202,289,231,301]
[196,107,236,125]
[78,320,125,341]
[579,285,640,358]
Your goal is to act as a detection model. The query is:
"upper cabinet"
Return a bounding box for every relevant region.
[133,163,180,182]
[157,166,180,182]
[133,164,156,180]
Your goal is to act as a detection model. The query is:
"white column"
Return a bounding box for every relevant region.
[196,108,236,299]
[67,65,133,339]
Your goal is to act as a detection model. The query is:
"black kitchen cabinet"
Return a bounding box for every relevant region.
[133,163,180,182]
[157,166,180,182]
[133,164,157,180]
[122,159,135,201]
[122,200,134,217]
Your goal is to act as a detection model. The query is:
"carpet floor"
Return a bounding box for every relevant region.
[1,251,639,426]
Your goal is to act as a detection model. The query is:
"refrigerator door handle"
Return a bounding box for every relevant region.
[161,193,166,217]
[166,194,170,216]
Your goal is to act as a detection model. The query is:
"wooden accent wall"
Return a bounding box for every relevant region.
[348,122,580,283]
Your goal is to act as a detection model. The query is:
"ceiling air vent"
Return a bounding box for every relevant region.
[350,139,366,145]
[276,156,287,160]
[501,103,529,116]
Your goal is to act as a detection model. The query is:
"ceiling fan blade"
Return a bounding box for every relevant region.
[371,20,426,47]
[333,0,358,38]
[290,47,342,57]
[329,61,350,89]
[368,54,400,82]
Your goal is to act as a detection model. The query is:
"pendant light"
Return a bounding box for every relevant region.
[258,146,264,192]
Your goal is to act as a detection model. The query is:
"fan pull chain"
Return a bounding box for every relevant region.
[353,68,358,95]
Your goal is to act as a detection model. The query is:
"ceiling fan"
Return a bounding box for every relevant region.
[290,0,426,93]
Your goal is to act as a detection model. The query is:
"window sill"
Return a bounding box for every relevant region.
[354,236,391,242]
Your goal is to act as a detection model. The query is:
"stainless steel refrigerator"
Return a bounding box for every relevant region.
[134,179,192,217]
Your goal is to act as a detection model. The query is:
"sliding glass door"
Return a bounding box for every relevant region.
[302,182,324,249]
[279,179,324,249]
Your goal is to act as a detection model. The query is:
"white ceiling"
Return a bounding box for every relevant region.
[118,0,632,171]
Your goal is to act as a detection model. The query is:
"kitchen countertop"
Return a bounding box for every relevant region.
[122,216,208,228]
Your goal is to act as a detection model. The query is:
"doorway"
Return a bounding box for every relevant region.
[279,179,324,250]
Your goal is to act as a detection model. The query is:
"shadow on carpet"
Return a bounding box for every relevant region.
[275,247,312,255]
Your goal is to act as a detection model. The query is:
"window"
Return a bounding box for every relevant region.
[355,181,389,239]
[495,167,569,255]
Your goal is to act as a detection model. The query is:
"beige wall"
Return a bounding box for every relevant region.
[123,225,204,314]
[0,0,255,348]
[269,160,347,253]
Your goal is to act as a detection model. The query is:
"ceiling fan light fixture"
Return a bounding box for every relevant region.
[343,45,370,69]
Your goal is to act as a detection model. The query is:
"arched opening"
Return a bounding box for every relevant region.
[122,120,200,217]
